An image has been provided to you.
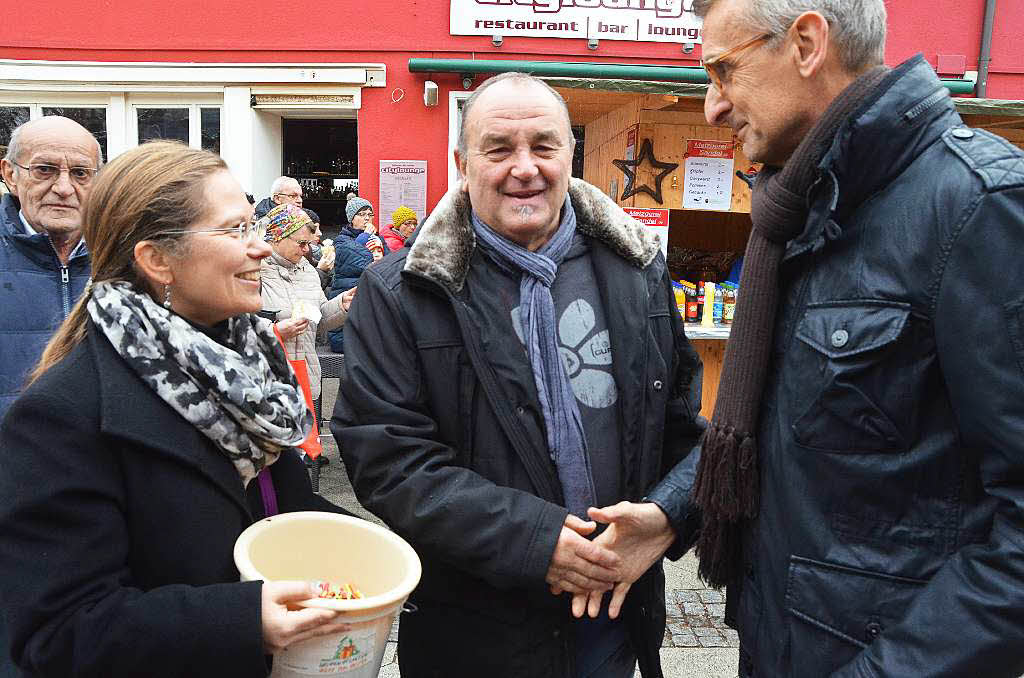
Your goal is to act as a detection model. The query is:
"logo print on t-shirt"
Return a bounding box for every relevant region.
[512,299,617,409]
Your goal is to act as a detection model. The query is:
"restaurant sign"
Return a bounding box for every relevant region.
[450,0,702,43]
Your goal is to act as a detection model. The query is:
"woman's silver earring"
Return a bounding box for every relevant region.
[163,284,172,309]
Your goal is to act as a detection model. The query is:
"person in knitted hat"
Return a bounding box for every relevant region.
[380,206,418,251]
[345,197,373,232]
[263,203,312,245]
[326,197,381,352]
[261,202,355,466]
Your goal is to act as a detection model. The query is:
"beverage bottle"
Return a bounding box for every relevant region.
[713,285,724,324]
[696,280,705,321]
[722,284,736,324]
[682,281,698,323]
[672,281,687,316]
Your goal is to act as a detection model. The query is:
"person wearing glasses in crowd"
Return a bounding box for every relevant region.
[325,197,379,352]
[379,205,418,252]
[0,142,358,677]
[0,116,100,418]
[254,175,303,220]
[260,203,354,463]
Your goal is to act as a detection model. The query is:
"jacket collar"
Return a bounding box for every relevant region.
[89,327,251,515]
[405,178,661,292]
[267,249,302,272]
[822,55,962,217]
[1,192,90,260]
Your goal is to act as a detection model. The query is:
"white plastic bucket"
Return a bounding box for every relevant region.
[234,512,421,678]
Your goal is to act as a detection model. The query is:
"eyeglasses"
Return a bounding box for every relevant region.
[273,192,303,201]
[702,33,773,90]
[10,162,98,186]
[288,236,313,248]
[156,220,267,243]
[354,211,374,219]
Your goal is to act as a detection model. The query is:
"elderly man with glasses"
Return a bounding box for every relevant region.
[0,116,100,417]
[254,175,303,220]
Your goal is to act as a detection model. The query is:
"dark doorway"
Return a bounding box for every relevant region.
[283,119,359,240]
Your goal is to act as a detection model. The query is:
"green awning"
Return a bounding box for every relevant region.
[409,57,979,96]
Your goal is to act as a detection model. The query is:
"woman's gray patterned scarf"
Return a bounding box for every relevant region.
[87,280,312,487]
[472,198,597,519]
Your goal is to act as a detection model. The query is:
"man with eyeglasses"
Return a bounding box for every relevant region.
[0,116,100,418]
[254,175,303,220]
[652,1,1024,676]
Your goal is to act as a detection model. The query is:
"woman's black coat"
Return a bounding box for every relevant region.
[0,325,342,677]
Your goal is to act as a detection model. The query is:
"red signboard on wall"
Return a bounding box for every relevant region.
[623,207,669,227]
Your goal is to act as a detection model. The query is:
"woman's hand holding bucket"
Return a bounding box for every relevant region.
[261,581,352,653]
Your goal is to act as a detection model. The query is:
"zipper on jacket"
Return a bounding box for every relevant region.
[404,270,563,501]
[47,234,74,318]
[60,265,71,316]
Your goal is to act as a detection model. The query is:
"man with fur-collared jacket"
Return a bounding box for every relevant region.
[331,73,705,678]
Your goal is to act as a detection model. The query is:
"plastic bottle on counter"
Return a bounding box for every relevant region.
[713,285,724,324]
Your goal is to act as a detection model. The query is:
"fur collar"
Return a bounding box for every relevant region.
[405,178,661,292]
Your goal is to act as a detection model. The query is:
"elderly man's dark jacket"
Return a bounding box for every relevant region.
[690,56,1024,677]
[0,193,90,417]
[332,178,705,678]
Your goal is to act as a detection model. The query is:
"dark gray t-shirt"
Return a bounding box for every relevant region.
[509,233,623,509]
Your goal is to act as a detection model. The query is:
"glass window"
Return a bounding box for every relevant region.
[201,108,221,154]
[0,107,30,156]
[137,108,189,145]
[41,107,107,162]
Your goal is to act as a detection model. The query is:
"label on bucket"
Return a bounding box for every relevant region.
[276,626,377,675]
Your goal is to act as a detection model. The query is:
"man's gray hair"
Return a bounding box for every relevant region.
[271,175,300,195]
[693,0,886,73]
[4,118,104,168]
[456,71,575,158]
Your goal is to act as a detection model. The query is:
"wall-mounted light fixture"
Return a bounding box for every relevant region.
[588,38,599,50]
[423,80,439,107]
[492,34,503,47]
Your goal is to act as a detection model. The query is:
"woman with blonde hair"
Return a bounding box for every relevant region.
[0,141,355,677]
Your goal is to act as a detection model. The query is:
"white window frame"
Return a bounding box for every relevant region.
[0,93,113,158]
[447,90,471,191]
[127,94,223,150]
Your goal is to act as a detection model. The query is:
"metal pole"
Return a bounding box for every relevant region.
[977,0,997,98]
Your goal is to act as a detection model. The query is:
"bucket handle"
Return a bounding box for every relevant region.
[401,601,418,614]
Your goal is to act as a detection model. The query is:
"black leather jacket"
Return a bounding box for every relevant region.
[332,179,705,678]
[678,55,1024,677]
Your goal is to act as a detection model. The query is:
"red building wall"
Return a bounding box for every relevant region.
[2,0,1021,211]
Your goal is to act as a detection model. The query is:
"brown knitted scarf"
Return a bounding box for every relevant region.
[693,66,891,588]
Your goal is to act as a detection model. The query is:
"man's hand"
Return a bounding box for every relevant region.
[569,502,676,619]
[276,316,310,341]
[545,514,621,595]
[341,287,357,312]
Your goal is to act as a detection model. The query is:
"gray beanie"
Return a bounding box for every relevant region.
[346,197,372,223]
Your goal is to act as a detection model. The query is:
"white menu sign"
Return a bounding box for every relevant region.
[450,0,702,43]
[682,139,734,211]
[379,160,427,223]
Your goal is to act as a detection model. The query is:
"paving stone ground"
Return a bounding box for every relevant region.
[317,380,739,677]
